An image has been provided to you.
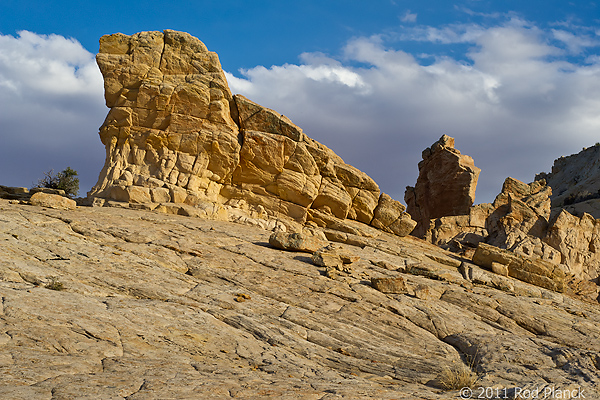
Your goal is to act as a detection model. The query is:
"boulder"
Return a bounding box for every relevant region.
[30,192,76,210]
[371,277,407,294]
[405,135,481,237]
[370,193,417,237]
[88,30,414,238]
[269,232,327,253]
[311,244,360,268]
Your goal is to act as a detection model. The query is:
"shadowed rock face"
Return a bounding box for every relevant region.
[88,30,415,237]
[405,135,480,237]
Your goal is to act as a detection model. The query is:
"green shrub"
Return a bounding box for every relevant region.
[35,167,79,198]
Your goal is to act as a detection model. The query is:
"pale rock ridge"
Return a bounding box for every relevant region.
[405,134,480,237]
[88,30,415,237]
[536,143,600,218]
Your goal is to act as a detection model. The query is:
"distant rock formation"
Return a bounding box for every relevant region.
[403,138,599,295]
[88,30,415,237]
[424,176,599,294]
[536,143,600,218]
[405,135,480,237]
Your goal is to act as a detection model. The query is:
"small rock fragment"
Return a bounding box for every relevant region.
[371,277,407,294]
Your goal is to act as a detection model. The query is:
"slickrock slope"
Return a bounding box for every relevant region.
[88,30,415,238]
[1,199,600,399]
[405,135,481,237]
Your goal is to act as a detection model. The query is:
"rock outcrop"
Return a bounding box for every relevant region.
[87,30,415,237]
[424,175,600,296]
[537,143,600,218]
[405,135,480,237]
[2,198,600,398]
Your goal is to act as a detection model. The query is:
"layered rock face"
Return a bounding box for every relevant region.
[404,137,599,293]
[88,30,415,237]
[426,176,600,292]
[537,143,600,218]
[405,135,480,237]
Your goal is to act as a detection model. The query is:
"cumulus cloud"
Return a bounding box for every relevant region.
[226,20,600,203]
[0,31,106,194]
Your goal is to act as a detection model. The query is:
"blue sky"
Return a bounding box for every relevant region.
[1,1,600,203]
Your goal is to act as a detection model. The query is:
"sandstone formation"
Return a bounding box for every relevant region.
[472,243,565,293]
[537,143,600,217]
[2,198,600,398]
[423,175,600,299]
[87,30,415,237]
[405,134,480,237]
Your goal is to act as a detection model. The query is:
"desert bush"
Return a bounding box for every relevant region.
[438,362,479,391]
[35,167,79,198]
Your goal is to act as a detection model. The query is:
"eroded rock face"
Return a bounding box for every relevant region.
[425,176,600,292]
[537,143,600,216]
[473,242,565,293]
[88,30,414,236]
[405,135,481,237]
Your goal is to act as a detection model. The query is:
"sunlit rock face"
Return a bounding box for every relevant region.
[405,134,480,237]
[89,30,415,236]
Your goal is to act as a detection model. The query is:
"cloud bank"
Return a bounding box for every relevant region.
[2,20,600,205]
[0,31,105,194]
[227,19,600,203]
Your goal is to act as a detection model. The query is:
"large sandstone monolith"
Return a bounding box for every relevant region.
[88,30,415,236]
[405,135,480,237]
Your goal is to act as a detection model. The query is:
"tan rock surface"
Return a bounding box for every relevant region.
[1,199,599,398]
[29,192,77,210]
[537,143,600,215]
[405,135,481,237]
[88,30,415,238]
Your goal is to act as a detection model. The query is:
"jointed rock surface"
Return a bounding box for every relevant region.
[1,200,599,399]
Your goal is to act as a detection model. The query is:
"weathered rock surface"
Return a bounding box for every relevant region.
[537,143,600,216]
[405,135,481,237]
[425,176,600,291]
[473,243,565,293]
[29,192,77,210]
[88,30,414,238]
[2,199,599,398]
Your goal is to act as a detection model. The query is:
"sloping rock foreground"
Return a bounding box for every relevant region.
[87,30,415,238]
[1,199,600,398]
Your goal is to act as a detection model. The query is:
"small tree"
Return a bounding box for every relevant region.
[35,167,80,198]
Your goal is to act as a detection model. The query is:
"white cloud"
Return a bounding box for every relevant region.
[0,31,106,193]
[551,29,599,54]
[2,25,600,208]
[401,10,417,23]
[227,22,600,204]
